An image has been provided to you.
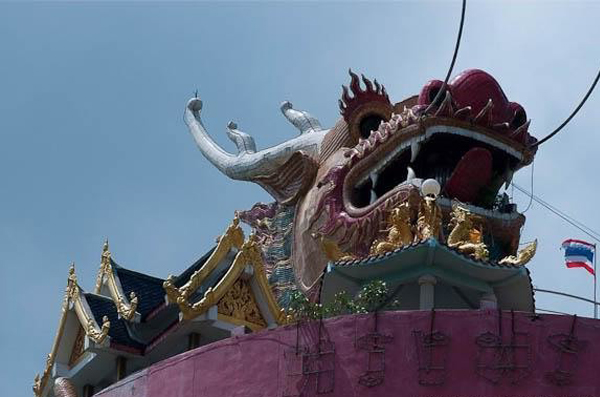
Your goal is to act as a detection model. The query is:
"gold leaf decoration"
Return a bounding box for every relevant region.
[217,279,266,327]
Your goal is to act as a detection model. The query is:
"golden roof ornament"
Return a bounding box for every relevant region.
[499,239,538,266]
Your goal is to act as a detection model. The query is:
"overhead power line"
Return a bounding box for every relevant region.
[423,0,467,116]
[513,183,600,244]
[532,67,600,148]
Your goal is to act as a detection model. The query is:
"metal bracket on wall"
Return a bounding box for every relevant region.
[475,310,531,385]
[545,315,587,386]
[355,313,394,387]
[283,320,335,396]
[413,310,449,386]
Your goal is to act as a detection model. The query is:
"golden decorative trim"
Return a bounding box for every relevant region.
[34,264,110,397]
[163,215,245,306]
[217,279,266,329]
[166,217,286,325]
[217,313,264,332]
[178,235,259,319]
[68,327,85,368]
[499,239,537,266]
[94,240,139,321]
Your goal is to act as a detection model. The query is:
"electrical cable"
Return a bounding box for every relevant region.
[521,161,535,213]
[422,0,467,116]
[513,183,600,240]
[513,183,600,244]
[532,67,600,147]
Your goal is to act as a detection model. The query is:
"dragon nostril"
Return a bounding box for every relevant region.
[428,87,444,107]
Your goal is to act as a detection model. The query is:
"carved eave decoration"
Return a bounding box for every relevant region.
[163,216,286,326]
[94,240,139,321]
[34,265,110,397]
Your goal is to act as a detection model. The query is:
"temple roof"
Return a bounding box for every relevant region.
[110,261,166,321]
[172,247,216,288]
[85,293,146,353]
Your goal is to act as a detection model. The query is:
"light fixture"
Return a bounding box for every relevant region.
[421,179,441,198]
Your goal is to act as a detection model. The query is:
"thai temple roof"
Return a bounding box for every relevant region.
[84,293,146,353]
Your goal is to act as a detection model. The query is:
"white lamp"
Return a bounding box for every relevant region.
[421,178,441,198]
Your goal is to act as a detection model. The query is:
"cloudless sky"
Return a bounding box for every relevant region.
[1,1,599,396]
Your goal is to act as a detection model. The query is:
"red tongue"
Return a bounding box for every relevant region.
[444,147,492,203]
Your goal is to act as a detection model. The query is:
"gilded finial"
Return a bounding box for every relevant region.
[68,262,77,284]
[499,239,537,266]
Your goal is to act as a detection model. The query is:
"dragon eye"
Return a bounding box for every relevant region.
[339,70,393,143]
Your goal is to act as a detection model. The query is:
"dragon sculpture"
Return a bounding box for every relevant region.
[185,69,539,303]
[370,202,414,255]
[447,203,490,261]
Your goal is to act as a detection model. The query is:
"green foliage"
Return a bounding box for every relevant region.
[286,280,396,322]
[322,291,356,317]
[354,280,389,314]
[286,290,322,321]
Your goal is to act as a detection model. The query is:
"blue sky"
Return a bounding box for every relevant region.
[1,1,599,396]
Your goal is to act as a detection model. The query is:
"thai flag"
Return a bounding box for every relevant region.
[562,239,596,276]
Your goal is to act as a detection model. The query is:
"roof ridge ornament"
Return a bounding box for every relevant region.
[34,265,111,397]
[93,240,139,321]
[164,216,285,325]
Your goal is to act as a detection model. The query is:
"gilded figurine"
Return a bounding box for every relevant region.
[416,196,442,241]
[319,234,356,262]
[370,202,414,255]
[447,203,489,261]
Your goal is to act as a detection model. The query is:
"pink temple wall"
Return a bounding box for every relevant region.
[96,310,599,397]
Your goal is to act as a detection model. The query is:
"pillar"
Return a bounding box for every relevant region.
[418,274,437,310]
[116,356,127,381]
[188,332,201,350]
[83,385,94,397]
[480,292,497,310]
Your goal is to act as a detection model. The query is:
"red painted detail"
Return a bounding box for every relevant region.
[145,320,181,353]
[418,69,533,145]
[109,342,143,356]
[339,70,391,122]
[144,303,166,322]
[562,239,596,248]
[445,147,492,203]
[566,262,595,275]
[95,311,600,397]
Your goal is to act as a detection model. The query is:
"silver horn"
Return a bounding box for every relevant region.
[185,97,328,182]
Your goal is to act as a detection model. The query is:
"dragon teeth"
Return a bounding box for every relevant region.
[410,141,421,163]
[504,169,514,189]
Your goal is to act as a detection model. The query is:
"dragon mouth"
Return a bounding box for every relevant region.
[344,123,528,215]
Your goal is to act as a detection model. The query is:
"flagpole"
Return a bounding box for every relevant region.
[594,243,597,319]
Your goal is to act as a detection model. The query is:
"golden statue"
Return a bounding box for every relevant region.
[447,203,489,261]
[499,239,537,266]
[319,235,356,262]
[416,196,442,241]
[370,202,414,255]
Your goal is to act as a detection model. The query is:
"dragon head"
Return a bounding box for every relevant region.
[186,68,537,295]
